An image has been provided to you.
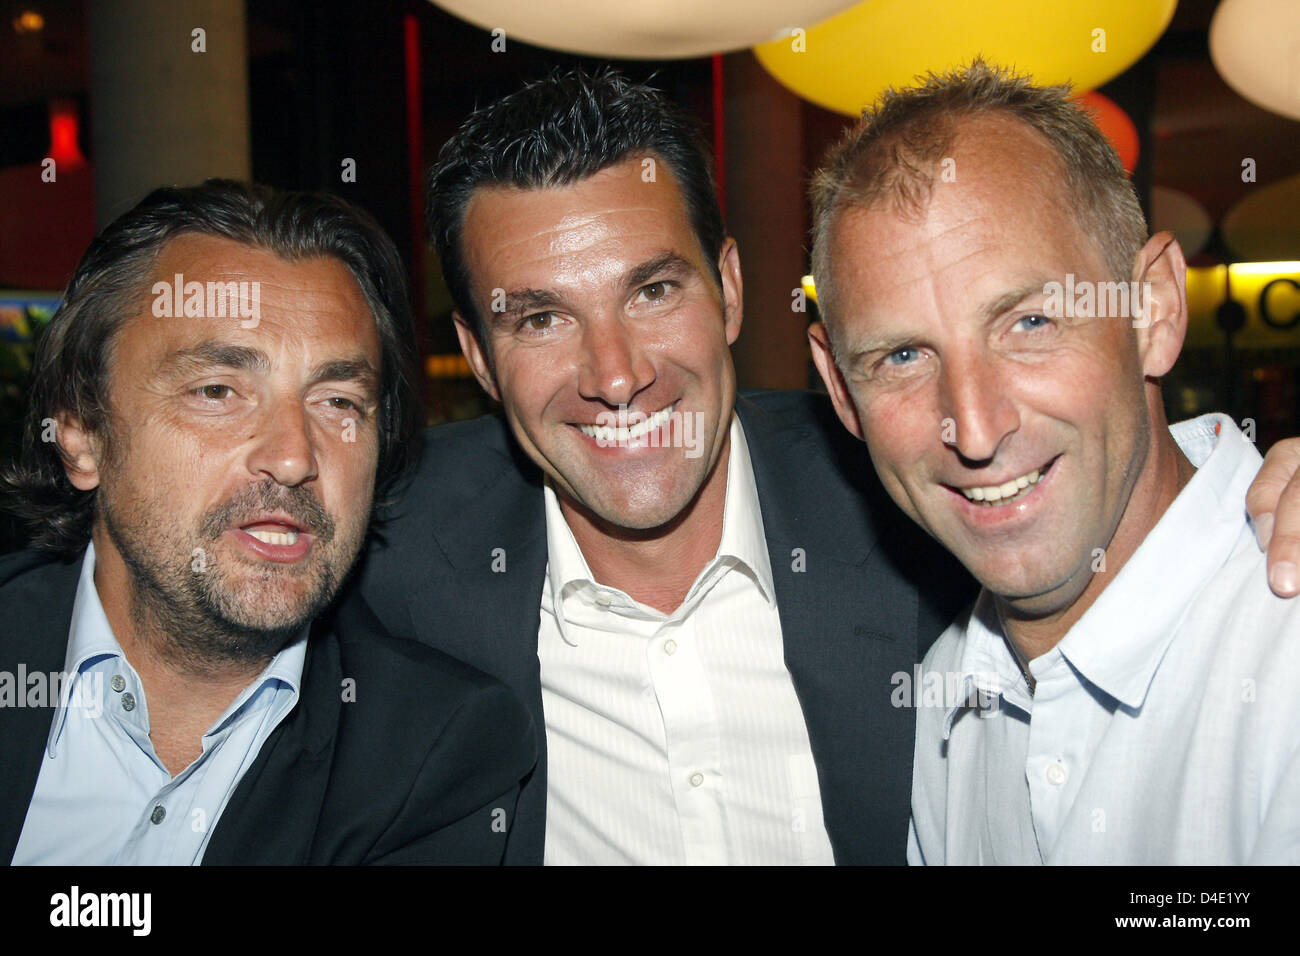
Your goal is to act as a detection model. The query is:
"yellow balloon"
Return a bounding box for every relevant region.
[754,0,1177,116]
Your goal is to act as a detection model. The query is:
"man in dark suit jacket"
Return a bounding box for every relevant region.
[1,180,534,865]
[0,549,533,865]
[355,389,972,864]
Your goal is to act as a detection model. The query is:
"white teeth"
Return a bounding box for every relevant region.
[247,529,299,546]
[578,405,674,444]
[960,468,1043,504]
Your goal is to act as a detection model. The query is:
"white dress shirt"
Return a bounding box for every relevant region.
[14,541,306,865]
[909,414,1300,864]
[539,415,835,865]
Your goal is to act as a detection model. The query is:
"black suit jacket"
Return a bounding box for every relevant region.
[0,548,537,865]
[352,390,976,864]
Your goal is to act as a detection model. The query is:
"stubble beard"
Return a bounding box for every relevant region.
[99,478,355,677]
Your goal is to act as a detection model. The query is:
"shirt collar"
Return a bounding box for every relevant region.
[945,590,1032,737]
[948,413,1261,721]
[714,414,777,606]
[543,413,777,625]
[46,541,308,755]
[1056,413,1261,708]
[45,541,122,752]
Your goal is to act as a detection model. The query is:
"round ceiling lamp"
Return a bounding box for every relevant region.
[1151,186,1213,258]
[1210,0,1300,121]
[428,0,859,59]
[753,0,1177,116]
[1222,172,1300,262]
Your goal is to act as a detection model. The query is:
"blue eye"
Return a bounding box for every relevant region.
[886,346,920,366]
[1015,314,1051,331]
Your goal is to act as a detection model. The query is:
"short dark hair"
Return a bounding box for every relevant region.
[427,67,726,362]
[2,179,423,558]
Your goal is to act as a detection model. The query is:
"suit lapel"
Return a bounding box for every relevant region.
[0,556,81,864]
[737,396,924,863]
[412,429,550,865]
[203,619,340,865]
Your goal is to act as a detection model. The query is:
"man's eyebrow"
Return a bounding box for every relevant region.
[309,358,380,393]
[843,331,915,368]
[488,252,698,328]
[626,251,695,289]
[489,289,565,325]
[160,341,270,374]
[979,281,1049,323]
[839,280,1060,368]
[159,342,378,394]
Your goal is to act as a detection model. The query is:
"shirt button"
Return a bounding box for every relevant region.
[110,675,126,693]
[150,805,166,825]
[594,592,613,607]
[121,692,136,712]
[663,639,678,656]
[689,772,704,788]
[1045,761,1068,786]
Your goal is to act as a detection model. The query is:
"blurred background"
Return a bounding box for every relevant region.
[1,0,1297,553]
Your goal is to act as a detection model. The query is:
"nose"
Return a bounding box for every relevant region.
[244,393,319,487]
[576,316,656,408]
[938,351,1020,465]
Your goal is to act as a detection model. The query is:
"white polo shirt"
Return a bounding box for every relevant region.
[909,414,1300,864]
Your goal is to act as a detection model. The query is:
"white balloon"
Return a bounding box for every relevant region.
[1222,172,1300,263]
[429,0,859,59]
[1151,186,1213,258]
[1210,0,1300,121]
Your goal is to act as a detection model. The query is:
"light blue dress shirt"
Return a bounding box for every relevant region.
[13,542,306,865]
[909,414,1300,864]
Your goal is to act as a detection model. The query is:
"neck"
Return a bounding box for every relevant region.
[91,529,270,773]
[997,408,1196,663]
[559,435,732,614]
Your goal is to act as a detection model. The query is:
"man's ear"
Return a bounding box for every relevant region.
[717,237,743,346]
[808,321,865,442]
[453,312,501,403]
[1132,231,1189,379]
[56,411,103,491]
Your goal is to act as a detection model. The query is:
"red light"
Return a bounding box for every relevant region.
[48,99,86,168]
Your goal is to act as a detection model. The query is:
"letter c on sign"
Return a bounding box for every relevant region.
[1259,278,1300,330]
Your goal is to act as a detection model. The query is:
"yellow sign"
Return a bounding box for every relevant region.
[1185,263,1300,349]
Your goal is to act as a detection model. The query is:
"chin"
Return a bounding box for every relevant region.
[966,554,1088,608]
[207,563,338,632]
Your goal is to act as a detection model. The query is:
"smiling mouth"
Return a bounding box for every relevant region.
[954,458,1056,506]
[575,403,676,444]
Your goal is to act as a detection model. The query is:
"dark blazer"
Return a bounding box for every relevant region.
[352,390,976,864]
[0,548,537,865]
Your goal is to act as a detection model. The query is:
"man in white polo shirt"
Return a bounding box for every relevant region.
[807,61,1300,864]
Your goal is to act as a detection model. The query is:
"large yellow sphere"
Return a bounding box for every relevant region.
[754,0,1177,115]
